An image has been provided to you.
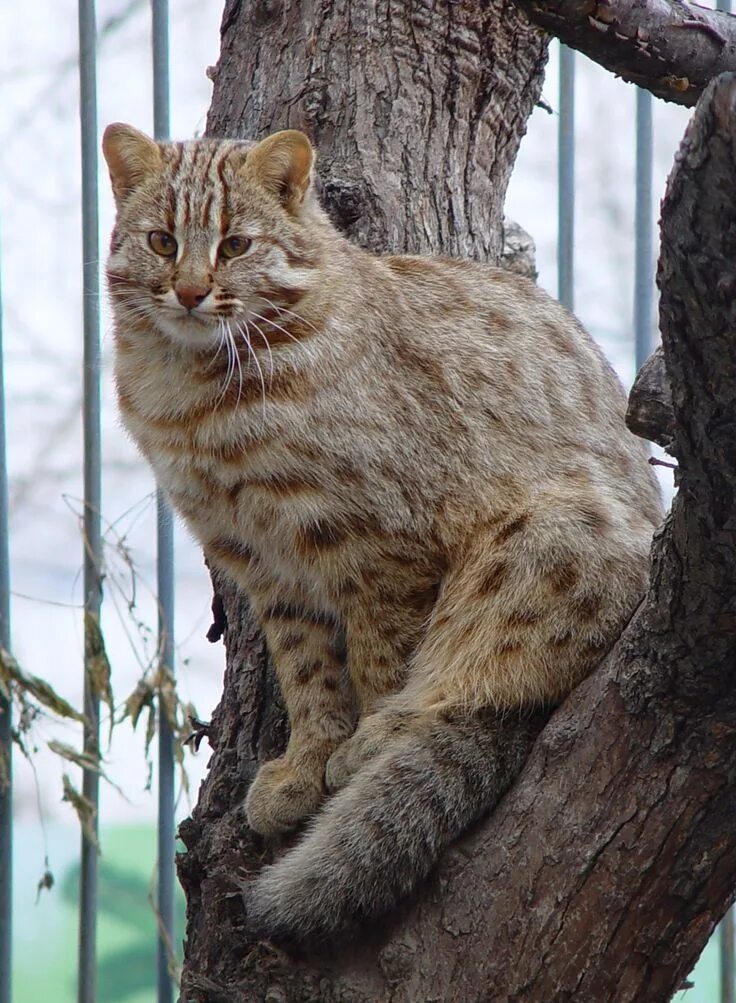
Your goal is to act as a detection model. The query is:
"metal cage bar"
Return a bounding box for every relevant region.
[558,44,575,311]
[77,0,103,1000]
[151,2,176,1000]
[718,0,735,981]
[0,223,12,1003]
[717,13,736,1003]
[634,87,653,372]
[722,908,735,1003]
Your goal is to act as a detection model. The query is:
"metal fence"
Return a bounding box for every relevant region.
[0,3,732,1001]
[2,2,178,1000]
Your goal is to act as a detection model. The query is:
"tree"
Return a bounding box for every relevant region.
[176,2,736,1000]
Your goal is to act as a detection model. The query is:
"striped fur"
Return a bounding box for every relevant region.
[103,124,662,943]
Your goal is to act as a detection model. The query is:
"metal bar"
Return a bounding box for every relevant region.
[155,499,175,1003]
[152,0,170,139]
[155,500,175,1003]
[716,8,735,993]
[558,43,575,312]
[723,910,735,1003]
[77,1,102,1001]
[634,87,653,372]
[720,17,736,992]
[151,3,175,1001]
[0,222,13,1003]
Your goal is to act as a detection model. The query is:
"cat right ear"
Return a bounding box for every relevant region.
[102,123,162,203]
[244,130,315,213]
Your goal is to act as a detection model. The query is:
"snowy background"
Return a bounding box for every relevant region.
[1,0,700,995]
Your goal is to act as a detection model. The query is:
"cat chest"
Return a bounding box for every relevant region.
[124,388,437,584]
[159,445,437,604]
[157,441,368,566]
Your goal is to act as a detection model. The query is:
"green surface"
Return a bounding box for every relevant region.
[676,931,721,1003]
[11,821,728,1001]
[14,824,185,1003]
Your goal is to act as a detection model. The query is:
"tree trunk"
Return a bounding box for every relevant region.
[178,2,547,999]
[205,0,548,259]
[177,3,736,1001]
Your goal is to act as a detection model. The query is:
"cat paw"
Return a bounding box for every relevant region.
[324,741,359,794]
[325,711,412,793]
[245,756,324,836]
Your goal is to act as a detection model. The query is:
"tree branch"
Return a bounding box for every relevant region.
[510,0,736,105]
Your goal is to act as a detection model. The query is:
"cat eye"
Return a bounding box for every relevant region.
[148,230,177,257]
[219,235,252,260]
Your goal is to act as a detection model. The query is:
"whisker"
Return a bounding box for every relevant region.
[105,271,138,283]
[247,306,320,368]
[213,321,237,411]
[259,296,322,337]
[116,301,160,324]
[248,309,308,352]
[205,318,228,373]
[232,320,244,407]
[233,319,267,424]
[246,318,274,387]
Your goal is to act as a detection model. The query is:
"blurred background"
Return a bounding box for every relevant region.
[0,0,710,998]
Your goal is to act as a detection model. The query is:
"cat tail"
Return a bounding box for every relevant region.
[243,709,544,945]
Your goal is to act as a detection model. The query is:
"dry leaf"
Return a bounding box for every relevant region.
[35,869,54,903]
[61,774,99,853]
[84,613,115,740]
[49,740,127,799]
[0,647,85,723]
[119,677,155,731]
[48,740,101,774]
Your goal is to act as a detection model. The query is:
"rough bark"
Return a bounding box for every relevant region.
[177,1,736,999]
[205,0,548,259]
[511,0,736,106]
[625,345,674,450]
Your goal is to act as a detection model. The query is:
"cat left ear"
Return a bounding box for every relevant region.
[245,130,315,212]
[102,123,163,203]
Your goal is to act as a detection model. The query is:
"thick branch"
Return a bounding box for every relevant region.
[511,0,736,105]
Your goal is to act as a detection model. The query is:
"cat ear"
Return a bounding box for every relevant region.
[102,123,163,202]
[245,130,315,212]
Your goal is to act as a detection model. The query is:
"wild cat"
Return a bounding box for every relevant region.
[102,123,661,943]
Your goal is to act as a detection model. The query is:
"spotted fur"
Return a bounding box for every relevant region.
[103,124,662,943]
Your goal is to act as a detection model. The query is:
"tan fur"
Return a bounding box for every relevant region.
[103,124,662,938]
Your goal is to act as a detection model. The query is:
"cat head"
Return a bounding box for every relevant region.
[102,124,325,349]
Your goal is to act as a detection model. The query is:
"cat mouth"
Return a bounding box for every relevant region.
[149,307,222,348]
[160,305,214,325]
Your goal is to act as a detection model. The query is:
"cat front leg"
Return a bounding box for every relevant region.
[324,701,418,793]
[244,586,355,836]
[325,504,636,792]
[324,583,436,793]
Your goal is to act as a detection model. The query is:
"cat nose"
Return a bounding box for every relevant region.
[175,283,211,311]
